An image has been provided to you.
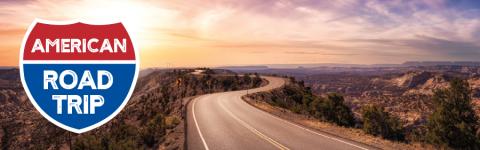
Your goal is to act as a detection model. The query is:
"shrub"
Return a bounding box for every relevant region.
[252,73,262,87]
[164,115,180,129]
[313,93,355,127]
[141,114,167,147]
[73,135,102,150]
[361,105,404,141]
[242,74,252,85]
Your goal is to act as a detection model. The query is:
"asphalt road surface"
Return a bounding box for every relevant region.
[187,76,377,150]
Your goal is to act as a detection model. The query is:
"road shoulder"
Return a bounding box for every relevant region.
[242,96,431,150]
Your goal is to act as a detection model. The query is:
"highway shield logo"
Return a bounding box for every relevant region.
[19,19,139,133]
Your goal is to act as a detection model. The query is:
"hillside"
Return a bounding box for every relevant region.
[0,69,264,149]
[301,70,480,127]
[245,66,480,149]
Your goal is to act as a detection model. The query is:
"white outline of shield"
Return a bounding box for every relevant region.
[19,18,140,134]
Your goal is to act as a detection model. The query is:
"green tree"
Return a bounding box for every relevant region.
[426,79,480,149]
[361,105,404,141]
[314,93,355,127]
[221,77,235,91]
[242,74,252,85]
[252,73,263,87]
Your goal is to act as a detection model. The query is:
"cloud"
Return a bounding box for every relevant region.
[1,0,480,66]
[404,35,480,56]
[283,51,358,56]
[343,34,480,59]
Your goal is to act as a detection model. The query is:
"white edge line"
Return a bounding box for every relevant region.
[269,113,369,150]
[249,78,370,150]
[23,60,136,64]
[192,98,210,150]
[218,98,289,150]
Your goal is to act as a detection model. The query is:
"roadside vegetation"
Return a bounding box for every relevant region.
[249,76,480,149]
[361,105,404,141]
[0,68,264,149]
[70,69,264,149]
[251,77,356,128]
[425,79,480,149]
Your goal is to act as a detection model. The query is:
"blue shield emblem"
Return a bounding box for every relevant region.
[19,19,139,133]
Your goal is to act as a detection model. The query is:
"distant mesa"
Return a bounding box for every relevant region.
[217,61,480,71]
[216,65,269,70]
[402,61,480,67]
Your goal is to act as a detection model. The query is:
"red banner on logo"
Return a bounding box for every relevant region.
[23,22,135,60]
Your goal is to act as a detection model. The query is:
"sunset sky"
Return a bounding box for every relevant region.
[1,0,480,68]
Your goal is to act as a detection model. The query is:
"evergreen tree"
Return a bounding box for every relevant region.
[361,105,404,141]
[426,79,480,149]
[242,74,252,84]
[315,93,355,127]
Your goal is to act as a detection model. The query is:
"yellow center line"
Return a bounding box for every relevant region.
[218,98,290,150]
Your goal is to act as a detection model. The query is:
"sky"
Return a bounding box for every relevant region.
[0,0,480,68]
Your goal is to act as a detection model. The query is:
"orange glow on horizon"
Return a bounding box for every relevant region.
[1,0,479,68]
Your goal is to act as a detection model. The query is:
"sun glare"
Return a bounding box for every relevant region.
[57,0,171,50]
[75,1,147,36]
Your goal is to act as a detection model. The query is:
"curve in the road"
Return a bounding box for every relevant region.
[192,99,210,150]
[218,99,290,150]
[187,76,376,150]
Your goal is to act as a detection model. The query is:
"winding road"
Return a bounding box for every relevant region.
[186,76,376,150]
